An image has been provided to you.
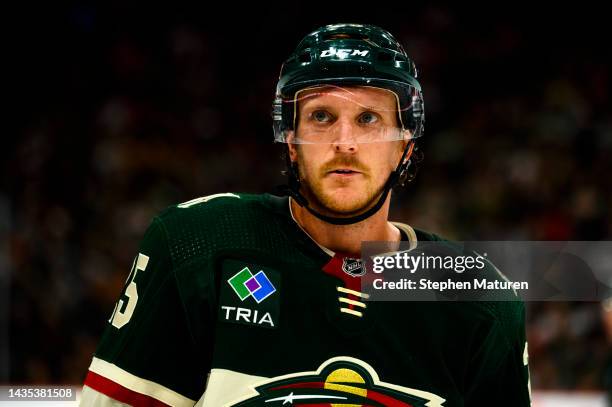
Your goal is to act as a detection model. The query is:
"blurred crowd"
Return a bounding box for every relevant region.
[5,3,611,396]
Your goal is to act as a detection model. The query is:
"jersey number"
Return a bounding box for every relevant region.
[109,253,150,328]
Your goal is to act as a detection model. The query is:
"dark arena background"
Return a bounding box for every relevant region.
[5,3,611,406]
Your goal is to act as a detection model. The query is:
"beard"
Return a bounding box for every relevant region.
[296,154,387,217]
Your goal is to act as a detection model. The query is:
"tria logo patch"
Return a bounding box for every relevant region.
[342,257,365,277]
[220,306,274,327]
[229,356,445,406]
[219,262,280,329]
[228,267,276,303]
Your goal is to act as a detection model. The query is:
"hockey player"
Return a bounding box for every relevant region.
[81,24,531,406]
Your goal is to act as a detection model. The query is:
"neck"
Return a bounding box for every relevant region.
[290,194,401,257]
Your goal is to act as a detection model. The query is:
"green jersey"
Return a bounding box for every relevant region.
[81,193,531,406]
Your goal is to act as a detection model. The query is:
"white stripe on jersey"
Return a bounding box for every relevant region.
[80,385,131,407]
[195,369,267,406]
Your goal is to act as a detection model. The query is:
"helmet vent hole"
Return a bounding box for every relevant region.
[298,51,311,63]
[324,33,368,41]
[377,52,393,62]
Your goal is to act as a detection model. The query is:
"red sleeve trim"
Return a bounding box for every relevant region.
[84,370,171,407]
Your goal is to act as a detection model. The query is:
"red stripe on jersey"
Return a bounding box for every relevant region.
[322,254,363,306]
[271,381,325,390]
[289,405,350,407]
[289,405,358,407]
[84,370,170,407]
[271,382,414,406]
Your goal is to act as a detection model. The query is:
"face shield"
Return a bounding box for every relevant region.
[273,84,422,145]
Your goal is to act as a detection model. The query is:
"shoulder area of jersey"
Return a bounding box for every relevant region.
[407,231,526,324]
[162,192,263,213]
[177,192,252,209]
[155,192,282,224]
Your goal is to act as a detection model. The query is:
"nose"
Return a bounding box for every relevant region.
[330,118,358,153]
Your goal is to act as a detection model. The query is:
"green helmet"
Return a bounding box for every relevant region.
[274,23,424,226]
[273,23,424,143]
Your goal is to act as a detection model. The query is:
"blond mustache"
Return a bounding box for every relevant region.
[321,159,369,175]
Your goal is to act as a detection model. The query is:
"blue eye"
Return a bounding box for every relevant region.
[359,112,379,124]
[312,110,332,122]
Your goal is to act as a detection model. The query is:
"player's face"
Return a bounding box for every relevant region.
[288,86,407,216]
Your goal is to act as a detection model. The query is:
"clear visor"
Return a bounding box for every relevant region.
[275,85,419,144]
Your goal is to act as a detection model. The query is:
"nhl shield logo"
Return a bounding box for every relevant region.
[342,257,365,277]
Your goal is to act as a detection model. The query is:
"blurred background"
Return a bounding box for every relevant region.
[4,3,611,405]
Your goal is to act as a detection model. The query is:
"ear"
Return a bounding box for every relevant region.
[400,130,415,164]
[286,130,298,162]
[404,141,415,164]
[400,140,415,164]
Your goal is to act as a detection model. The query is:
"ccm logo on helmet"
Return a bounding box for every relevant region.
[320,47,369,58]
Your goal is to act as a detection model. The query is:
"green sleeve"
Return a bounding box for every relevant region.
[92,217,209,403]
[464,302,531,406]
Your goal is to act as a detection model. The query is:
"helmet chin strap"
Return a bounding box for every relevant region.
[277,142,414,226]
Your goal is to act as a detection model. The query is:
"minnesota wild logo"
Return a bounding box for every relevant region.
[230,356,445,406]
